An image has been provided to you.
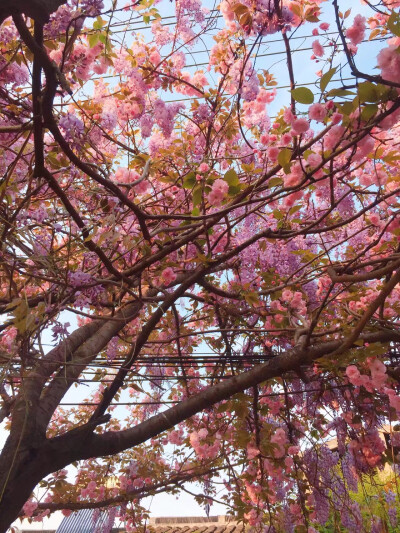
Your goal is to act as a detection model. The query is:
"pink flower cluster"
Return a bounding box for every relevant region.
[270,427,288,458]
[292,117,310,135]
[208,178,229,206]
[324,125,345,150]
[161,267,177,285]
[247,442,260,459]
[220,0,293,36]
[308,103,326,122]
[349,430,385,468]
[112,167,140,184]
[284,162,303,188]
[23,499,38,517]
[307,153,322,167]
[281,289,307,315]
[312,40,324,58]
[189,429,220,459]
[385,388,400,411]
[80,480,98,499]
[368,358,387,387]
[346,358,388,391]
[377,45,400,83]
[346,15,366,46]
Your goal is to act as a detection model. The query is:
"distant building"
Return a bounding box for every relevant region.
[16,516,243,533]
[14,515,245,533]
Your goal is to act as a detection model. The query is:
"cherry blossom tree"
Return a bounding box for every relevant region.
[1,0,400,531]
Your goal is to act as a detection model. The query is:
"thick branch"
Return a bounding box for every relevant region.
[0,0,66,24]
[54,329,400,460]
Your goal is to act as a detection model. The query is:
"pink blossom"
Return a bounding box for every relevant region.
[346,365,361,385]
[386,389,400,411]
[198,162,210,172]
[149,50,161,64]
[331,112,343,125]
[247,442,259,459]
[271,427,288,458]
[23,500,38,517]
[368,358,387,388]
[283,107,295,125]
[307,153,322,167]
[168,430,183,445]
[268,146,279,161]
[284,163,303,187]
[292,118,310,135]
[308,103,326,122]
[208,178,229,206]
[189,431,200,447]
[324,125,345,150]
[355,135,375,160]
[369,213,380,226]
[346,15,366,46]
[198,428,208,439]
[281,289,293,302]
[377,45,400,83]
[284,454,294,467]
[161,267,176,285]
[320,23,329,31]
[312,40,324,57]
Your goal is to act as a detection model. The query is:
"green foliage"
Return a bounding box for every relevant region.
[291,87,315,104]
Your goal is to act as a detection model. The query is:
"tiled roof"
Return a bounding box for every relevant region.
[56,508,114,533]
[149,524,245,533]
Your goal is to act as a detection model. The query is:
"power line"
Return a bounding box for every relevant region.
[56,383,352,407]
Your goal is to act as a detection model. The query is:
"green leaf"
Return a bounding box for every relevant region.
[267,177,283,188]
[289,205,302,215]
[192,185,202,207]
[278,147,292,169]
[320,67,336,92]
[98,33,108,45]
[337,100,357,116]
[244,292,259,306]
[388,11,400,37]
[93,16,106,30]
[224,168,239,186]
[361,104,378,121]
[273,209,284,220]
[358,81,380,103]
[88,33,100,48]
[291,87,314,104]
[183,172,196,189]
[327,88,356,97]
[228,185,241,196]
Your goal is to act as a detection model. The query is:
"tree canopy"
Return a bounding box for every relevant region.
[1,0,400,531]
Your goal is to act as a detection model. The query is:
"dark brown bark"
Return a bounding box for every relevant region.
[0,0,66,24]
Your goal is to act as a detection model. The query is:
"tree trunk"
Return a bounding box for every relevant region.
[0,434,69,532]
[0,448,46,532]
